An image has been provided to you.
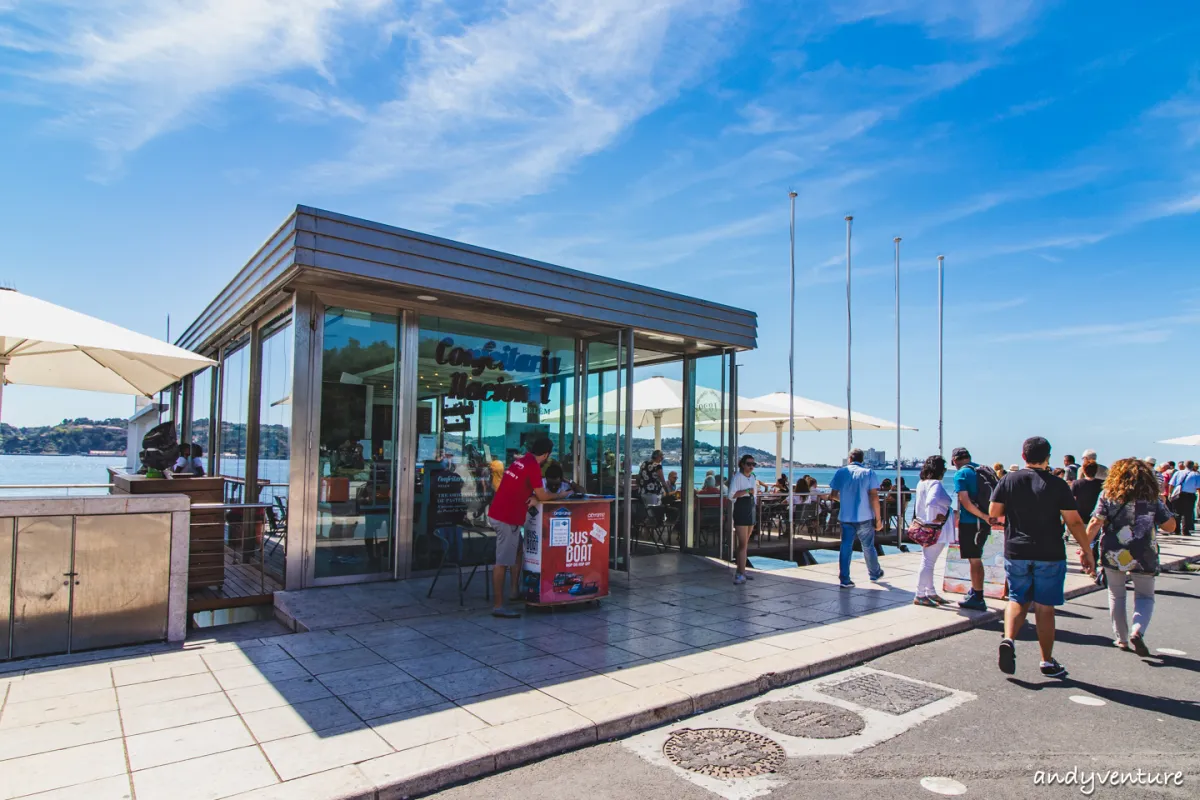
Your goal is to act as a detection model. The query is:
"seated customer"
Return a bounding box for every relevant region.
[665,471,679,494]
[189,444,207,477]
[774,475,790,494]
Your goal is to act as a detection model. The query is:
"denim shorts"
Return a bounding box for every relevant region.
[1004,558,1067,606]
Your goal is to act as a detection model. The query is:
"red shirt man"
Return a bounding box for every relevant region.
[486,437,571,617]
[489,451,545,526]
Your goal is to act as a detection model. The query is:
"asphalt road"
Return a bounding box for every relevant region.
[432,567,1199,800]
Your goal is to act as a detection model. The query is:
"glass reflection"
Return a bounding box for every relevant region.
[315,308,399,579]
[411,317,575,573]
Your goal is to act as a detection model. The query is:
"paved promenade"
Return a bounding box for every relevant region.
[1,536,1197,800]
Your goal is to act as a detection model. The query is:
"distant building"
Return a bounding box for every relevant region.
[864,448,886,468]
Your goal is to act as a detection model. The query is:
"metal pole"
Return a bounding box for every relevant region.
[845,215,853,451]
[623,329,634,572]
[937,255,944,458]
[894,237,902,544]
[788,191,797,562]
[0,358,7,434]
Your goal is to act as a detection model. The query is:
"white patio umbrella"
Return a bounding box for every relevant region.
[545,376,695,450]
[1159,435,1200,446]
[0,288,216,424]
[545,375,785,450]
[679,392,915,474]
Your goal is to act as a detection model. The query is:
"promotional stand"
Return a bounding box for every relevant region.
[521,497,612,607]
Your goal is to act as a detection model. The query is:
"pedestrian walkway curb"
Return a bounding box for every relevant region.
[249,549,1200,800]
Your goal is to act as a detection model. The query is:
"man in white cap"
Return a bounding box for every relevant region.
[1081,449,1108,481]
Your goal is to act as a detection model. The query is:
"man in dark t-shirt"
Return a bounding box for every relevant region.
[989,436,1094,680]
[1071,460,1104,520]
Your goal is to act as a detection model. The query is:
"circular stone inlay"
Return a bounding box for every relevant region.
[662,728,786,779]
[754,700,866,739]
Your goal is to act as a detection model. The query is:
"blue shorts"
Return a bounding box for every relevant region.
[1004,559,1067,606]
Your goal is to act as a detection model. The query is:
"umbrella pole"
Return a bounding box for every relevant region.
[788,192,797,563]
[0,358,7,433]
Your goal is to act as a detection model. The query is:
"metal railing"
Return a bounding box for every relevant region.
[188,501,286,608]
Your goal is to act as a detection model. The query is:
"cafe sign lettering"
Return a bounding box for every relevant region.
[435,337,560,404]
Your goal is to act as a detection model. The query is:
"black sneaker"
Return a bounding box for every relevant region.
[1040,659,1068,678]
[959,592,988,611]
[998,638,1016,675]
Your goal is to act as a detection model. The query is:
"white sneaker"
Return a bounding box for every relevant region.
[733,573,747,585]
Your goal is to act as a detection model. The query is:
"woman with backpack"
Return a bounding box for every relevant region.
[1085,457,1176,656]
[909,455,955,607]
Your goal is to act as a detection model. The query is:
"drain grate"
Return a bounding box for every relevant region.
[818,672,951,715]
[663,728,786,778]
[754,700,866,739]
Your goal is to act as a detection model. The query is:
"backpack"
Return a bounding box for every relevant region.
[971,464,1000,512]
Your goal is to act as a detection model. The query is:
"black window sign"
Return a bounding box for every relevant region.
[435,338,560,404]
[442,401,473,432]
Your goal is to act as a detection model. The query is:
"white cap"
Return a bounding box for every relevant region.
[1082,449,1097,459]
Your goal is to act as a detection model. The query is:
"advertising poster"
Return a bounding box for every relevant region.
[520,500,610,604]
[943,530,1007,599]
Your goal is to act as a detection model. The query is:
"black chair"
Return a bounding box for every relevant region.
[427,526,494,606]
[644,505,670,552]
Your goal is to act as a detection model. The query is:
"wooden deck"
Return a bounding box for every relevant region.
[187,548,283,612]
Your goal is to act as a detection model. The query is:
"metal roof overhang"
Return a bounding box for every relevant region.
[178,206,758,356]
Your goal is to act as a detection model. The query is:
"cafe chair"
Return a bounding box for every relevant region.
[427,525,494,606]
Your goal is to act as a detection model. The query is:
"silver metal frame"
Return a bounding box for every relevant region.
[394,310,419,580]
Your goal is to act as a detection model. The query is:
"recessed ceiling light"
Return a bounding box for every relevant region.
[417,295,438,302]
[544,317,562,323]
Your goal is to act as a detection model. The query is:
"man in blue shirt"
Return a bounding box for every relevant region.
[1169,461,1199,534]
[951,447,993,611]
[829,448,883,588]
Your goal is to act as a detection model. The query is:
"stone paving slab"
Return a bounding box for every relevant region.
[0,537,1195,800]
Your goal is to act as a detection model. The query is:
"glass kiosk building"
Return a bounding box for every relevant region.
[174,206,757,596]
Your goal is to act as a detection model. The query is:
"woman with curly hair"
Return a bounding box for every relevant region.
[1086,457,1176,655]
[912,454,955,607]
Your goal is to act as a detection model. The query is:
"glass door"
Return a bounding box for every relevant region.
[582,333,630,572]
[312,307,400,581]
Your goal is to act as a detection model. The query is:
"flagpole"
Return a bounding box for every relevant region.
[788,191,797,563]
[894,237,902,545]
[937,255,944,458]
[845,215,853,452]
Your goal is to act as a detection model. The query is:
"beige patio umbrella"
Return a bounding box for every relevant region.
[0,288,215,425]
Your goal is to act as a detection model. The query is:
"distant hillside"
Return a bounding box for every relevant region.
[0,417,128,455]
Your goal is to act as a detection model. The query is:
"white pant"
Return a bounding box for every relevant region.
[916,531,949,598]
[1104,567,1155,643]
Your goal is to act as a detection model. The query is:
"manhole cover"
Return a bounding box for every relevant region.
[663,728,785,778]
[754,700,866,738]
[818,672,951,715]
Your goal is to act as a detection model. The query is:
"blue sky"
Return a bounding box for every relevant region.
[1,0,1198,468]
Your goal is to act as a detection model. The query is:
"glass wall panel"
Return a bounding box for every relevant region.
[258,318,293,582]
[218,344,251,489]
[189,367,213,464]
[411,316,575,573]
[315,308,399,579]
[689,353,728,557]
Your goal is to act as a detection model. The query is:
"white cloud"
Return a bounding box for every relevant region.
[831,0,1040,41]
[311,0,740,208]
[1,0,389,161]
[990,313,1200,345]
